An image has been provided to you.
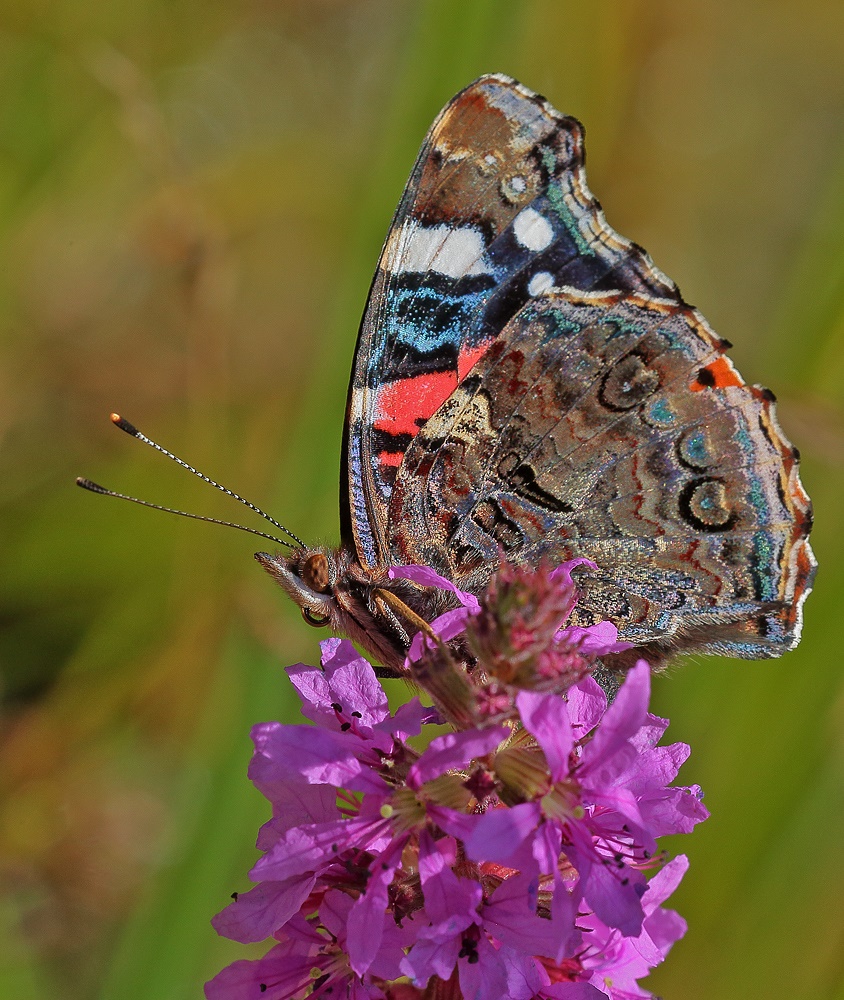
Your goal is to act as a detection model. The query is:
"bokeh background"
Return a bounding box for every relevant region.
[1,2,843,998]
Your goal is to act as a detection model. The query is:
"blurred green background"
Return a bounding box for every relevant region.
[1,2,843,998]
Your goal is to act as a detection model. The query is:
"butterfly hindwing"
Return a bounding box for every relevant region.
[387,289,814,656]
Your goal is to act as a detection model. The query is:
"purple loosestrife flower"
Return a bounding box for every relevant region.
[216,635,508,976]
[537,856,690,999]
[206,891,412,1000]
[399,831,569,1000]
[206,561,706,1000]
[457,664,707,937]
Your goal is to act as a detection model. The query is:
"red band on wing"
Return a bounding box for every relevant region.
[374,342,493,439]
[375,369,459,437]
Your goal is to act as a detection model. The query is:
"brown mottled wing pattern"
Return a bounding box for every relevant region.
[388,289,814,657]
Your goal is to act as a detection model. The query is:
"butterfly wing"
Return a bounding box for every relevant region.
[344,74,815,657]
[388,289,815,657]
[343,74,678,570]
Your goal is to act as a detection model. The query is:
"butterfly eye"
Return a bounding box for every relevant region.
[302,607,330,628]
[302,552,331,593]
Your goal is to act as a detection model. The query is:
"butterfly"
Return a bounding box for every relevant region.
[253,73,816,675]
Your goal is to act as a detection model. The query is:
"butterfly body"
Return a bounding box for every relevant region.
[260,74,815,672]
[256,548,457,672]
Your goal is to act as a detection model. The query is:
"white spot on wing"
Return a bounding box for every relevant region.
[527,271,554,296]
[511,176,526,193]
[389,222,491,278]
[513,207,554,251]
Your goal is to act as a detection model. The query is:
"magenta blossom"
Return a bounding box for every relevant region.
[400,832,574,1000]
[206,891,413,1000]
[228,640,507,975]
[539,856,690,999]
[206,561,707,1000]
[457,664,707,936]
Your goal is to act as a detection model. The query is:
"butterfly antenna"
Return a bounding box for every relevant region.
[76,477,297,548]
[93,412,306,549]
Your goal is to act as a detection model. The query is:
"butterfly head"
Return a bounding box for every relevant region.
[254,545,452,674]
[255,548,338,628]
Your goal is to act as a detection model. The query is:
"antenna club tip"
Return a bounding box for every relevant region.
[110,413,139,436]
[76,477,106,494]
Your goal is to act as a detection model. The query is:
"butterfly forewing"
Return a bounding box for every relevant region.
[345,74,678,568]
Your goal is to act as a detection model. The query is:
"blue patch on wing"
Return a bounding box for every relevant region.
[377,274,496,381]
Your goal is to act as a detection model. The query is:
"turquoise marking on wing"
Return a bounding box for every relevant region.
[648,399,676,427]
[542,148,596,258]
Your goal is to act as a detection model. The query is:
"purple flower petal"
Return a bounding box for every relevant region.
[566,677,607,736]
[285,664,334,717]
[318,635,366,677]
[251,815,386,882]
[640,784,709,836]
[204,939,317,1000]
[369,917,422,982]
[286,641,391,732]
[329,675,384,727]
[516,690,573,782]
[249,824,329,882]
[458,935,513,1000]
[583,856,647,937]
[407,726,508,787]
[531,820,563,878]
[246,774,338,833]
[587,785,645,830]
[580,661,650,773]
[417,830,482,928]
[642,905,688,963]
[540,982,606,998]
[620,743,690,794]
[547,874,581,962]
[250,723,387,793]
[389,565,481,611]
[346,840,406,976]
[402,935,462,986]
[548,558,598,591]
[463,801,541,865]
[500,945,550,1000]
[316,891,408,983]
[318,888,353,938]
[557,620,631,655]
[211,875,316,943]
[641,855,689,915]
[483,872,571,960]
[375,696,432,741]
[630,713,670,751]
[407,606,473,660]
[426,804,485,845]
